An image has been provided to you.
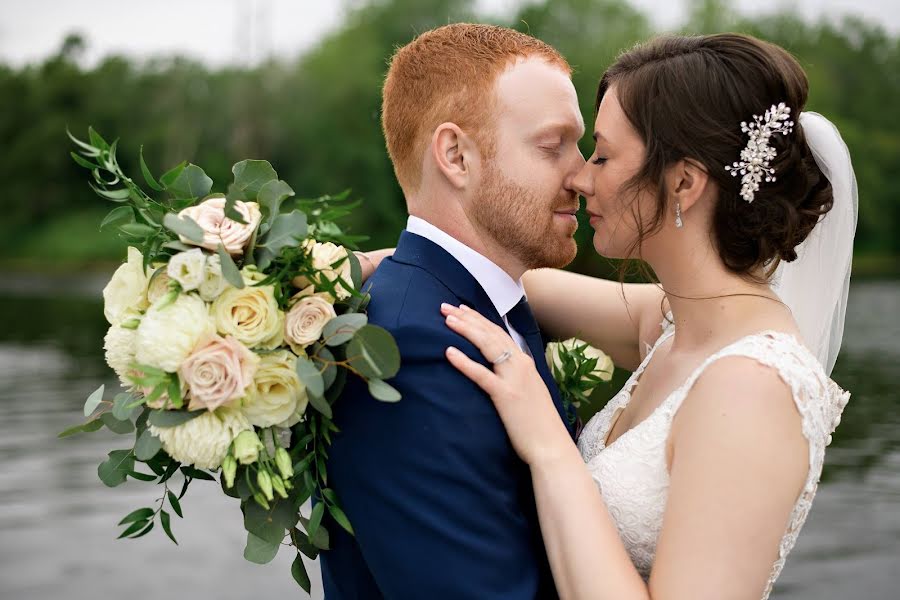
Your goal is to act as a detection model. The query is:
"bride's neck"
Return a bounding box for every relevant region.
[650,253,784,352]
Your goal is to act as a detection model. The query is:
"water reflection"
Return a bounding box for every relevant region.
[0,278,896,599]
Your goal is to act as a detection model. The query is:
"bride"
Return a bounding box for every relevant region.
[437,33,856,599]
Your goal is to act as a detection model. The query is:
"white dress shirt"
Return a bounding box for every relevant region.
[406,216,530,355]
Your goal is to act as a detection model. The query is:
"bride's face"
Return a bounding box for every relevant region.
[573,87,658,259]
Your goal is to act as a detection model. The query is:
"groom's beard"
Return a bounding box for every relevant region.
[472,166,578,270]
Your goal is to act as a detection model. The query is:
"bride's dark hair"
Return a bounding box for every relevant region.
[599,33,833,276]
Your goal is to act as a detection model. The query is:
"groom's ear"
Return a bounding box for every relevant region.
[431,123,476,189]
[667,158,710,213]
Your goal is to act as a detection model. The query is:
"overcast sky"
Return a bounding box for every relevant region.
[1,0,897,68]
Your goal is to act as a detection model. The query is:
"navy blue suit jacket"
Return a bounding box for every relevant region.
[321,231,575,599]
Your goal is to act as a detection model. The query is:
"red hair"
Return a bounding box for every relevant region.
[382,23,570,193]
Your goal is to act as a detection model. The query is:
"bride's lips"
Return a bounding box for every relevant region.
[586,210,602,226]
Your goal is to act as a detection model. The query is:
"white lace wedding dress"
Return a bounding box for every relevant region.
[576,314,850,599]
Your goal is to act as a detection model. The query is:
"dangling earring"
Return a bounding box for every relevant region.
[675,202,684,228]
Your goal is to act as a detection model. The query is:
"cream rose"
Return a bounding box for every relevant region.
[291,241,353,300]
[178,196,261,256]
[103,246,150,325]
[149,406,251,469]
[104,323,138,389]
[167,248,207,291]
[211,279,284,350]
[135,293,215,372]
[240,350,308,428]
[180,334,260,412]
[284,290,336,353]
[198,254,228,301]
[546,338,615,383]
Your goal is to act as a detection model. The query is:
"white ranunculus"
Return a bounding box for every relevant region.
[149,406,251,470]
[240,350,308,428]
[135,293,215,372]
[167,248,207,292]
[103,246,150,325]
[198,254,228,301]
[103,323,138,389]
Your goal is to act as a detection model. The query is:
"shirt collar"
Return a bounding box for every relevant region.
[406,215,525,317]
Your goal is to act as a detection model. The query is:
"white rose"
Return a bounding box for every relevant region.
[291,241,353,300]
[546,338,614,383]
[240,350,308,428]
[198,254,228,301]
[103,246,149,325]
[104,323,138,389]
[167,248,207,291]
[149,406,251,470]
[211,278,284,350]
[178,196,261,256]
[284,289,336,353]
[135,293,215,372]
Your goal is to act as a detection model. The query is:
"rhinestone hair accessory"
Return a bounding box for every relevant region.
[725,102,795,203]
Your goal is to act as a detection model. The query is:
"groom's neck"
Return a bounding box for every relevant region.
[409,211,527,281]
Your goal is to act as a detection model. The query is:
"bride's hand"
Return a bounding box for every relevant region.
[441,303,572,466]
[355,248,394,283]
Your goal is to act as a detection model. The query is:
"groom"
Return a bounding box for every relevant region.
[322,23,585,599]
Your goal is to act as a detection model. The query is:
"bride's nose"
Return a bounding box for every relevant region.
[571,160,594,198]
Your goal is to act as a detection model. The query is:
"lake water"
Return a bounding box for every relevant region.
[0,274,896,599]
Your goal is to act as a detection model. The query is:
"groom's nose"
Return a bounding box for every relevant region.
[563,150,586,191]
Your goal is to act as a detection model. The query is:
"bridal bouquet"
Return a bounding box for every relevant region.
[59,128,401,592]
[546,338,614,418]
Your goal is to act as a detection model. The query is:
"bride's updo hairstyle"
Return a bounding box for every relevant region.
[600,33,833,275]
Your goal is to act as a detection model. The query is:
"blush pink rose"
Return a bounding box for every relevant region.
[179,334,260,411]
[178,196,262,256]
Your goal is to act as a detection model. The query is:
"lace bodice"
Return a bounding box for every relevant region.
[576,315,850,598]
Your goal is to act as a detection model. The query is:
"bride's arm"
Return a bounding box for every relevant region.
[523,269,666,371]
[442,305,810,600]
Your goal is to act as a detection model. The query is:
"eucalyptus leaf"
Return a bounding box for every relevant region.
[291,553,312,593]
[230,159,278,201]
[307,393,332,419]
[217,244,245,289]
[70,151,100,170]
[326,503,354,535]
[101,412,135,434]
[159,161,186,188]
[162,240,195,252]
[83,384,105,416]
[244,531,281,564]
[258,179,295,224]
[118,519,150,539]
[57,418,104,439]
[368,379,402,403]
[134,429,162,460]
[346,325,401,380]
[98,449,134,488]
[148,409,204,428]
[295,356,324,399]
[112,392,136,420]
[348,250,362,290]
[322,313,367,346]
[167,164,213,200]
[258,210,307,257]
[100,206,134,231]
[88,126,109,150]
[163,213,205,244]
[313,347,338,390]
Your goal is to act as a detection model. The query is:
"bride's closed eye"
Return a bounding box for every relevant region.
[591,155,608,165]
